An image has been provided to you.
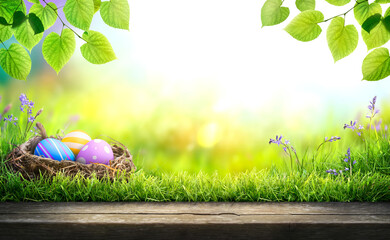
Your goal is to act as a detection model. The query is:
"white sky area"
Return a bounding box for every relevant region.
[75,0,390,126]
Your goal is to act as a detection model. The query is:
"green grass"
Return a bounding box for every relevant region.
[0,98,389,202]
[1,169,389,202]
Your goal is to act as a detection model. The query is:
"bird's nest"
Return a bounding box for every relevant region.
[5,123,136,181]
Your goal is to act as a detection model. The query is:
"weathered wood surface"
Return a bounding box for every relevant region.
[0,202,389,240]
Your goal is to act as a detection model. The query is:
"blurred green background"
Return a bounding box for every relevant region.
[1,0,390,174]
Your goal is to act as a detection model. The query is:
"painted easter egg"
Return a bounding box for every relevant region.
[34,138,75,161]
[62,130,92,155]
[76,139,114,165]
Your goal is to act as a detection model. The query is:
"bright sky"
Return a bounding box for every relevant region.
[75,0,390,123]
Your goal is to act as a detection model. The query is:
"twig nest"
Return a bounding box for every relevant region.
[5,134,136,181]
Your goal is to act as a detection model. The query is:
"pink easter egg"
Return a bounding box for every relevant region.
[76,139,114,165]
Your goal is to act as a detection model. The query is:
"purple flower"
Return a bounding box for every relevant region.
[3,114,13,122]
[28,101,34,108]
[269,135,283,146]
[345,167,349,171]
[28,116,35,123]
[327,136,341,142]
[353,160,356,165]
[344,121,363,136]
[366,96,379,119]
[27,109,32,115]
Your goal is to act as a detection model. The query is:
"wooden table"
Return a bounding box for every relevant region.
[0,202,389,239]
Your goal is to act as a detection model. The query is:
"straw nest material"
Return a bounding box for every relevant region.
[5,123,136,180]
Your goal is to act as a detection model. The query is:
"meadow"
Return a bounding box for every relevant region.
[0,88,389,202]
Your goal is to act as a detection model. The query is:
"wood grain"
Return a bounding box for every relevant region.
[0,202,389,240]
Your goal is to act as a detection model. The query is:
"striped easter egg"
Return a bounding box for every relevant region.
[62,130,92,155]
[34,138,75,161]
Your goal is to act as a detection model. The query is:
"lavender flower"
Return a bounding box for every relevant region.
[269,135,283,146]
[366,96,379,118]
[325,136,341,142]
[344,120,363,136]
[28,116,35,123]
[3,114,13,122]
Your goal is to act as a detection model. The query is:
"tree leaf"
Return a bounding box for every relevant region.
[0,24,13,42]
[325,0,350,6]
[362,13,382,33]
[284,10,324,42]
[375,0,390,3]
[27,0,40,3]
[327,17,358,62]
[93,0,101,13]
[14,19,43,51]
[0,43,31,80]
[12,11,27,28]
[295,0,315,12]
[362,21,390,50]
[0,17,9,25]
[100,0,129,30]
[28,13,44,35]
[0,1,27,20]
[42,28,76,74]
[362,47,390,81]
[64,0,94,31]
[80,30,116,64]
[383,15,390,32]
[261,0,289,27]
[354,1,382,25]
[29,2,57,30]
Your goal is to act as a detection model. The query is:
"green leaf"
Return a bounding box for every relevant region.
[362,47,390,81]
[326,17,358,62]
[42,28,76,74]
[284,10,324,42]
[12,11,27,28]
[362,21,390,50]
[0,25,13,42]
[0,1,26,20]
[362,13,382,33]
[0,43,31,80]
[27,0,40,3]
[354,1,382,25]
[0,17,9,25]
[14,19,43,51]
[28,13,44,35]
[375,0,390,3]
[325,0,350,6]
[261,0,289,27]
[64,0,94,31]
[383,15,390,32]
[100,0,130,30]
[29,3,57,30]
[295,0,315,12]
[93,0,101,13]
[80,30,116,64]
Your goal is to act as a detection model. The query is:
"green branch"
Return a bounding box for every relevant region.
[322,0,368,23]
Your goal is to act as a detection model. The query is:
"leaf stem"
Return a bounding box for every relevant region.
[42,0,86,41]
[322,0,368,23]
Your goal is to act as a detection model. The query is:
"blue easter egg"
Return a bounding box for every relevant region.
[34,138,75,161]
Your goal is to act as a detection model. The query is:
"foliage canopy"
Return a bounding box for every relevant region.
[261,0,390,81]
[0,0,130,80]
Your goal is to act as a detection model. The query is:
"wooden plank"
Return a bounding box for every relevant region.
[1,202,389,215]
[0,202,389,240]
